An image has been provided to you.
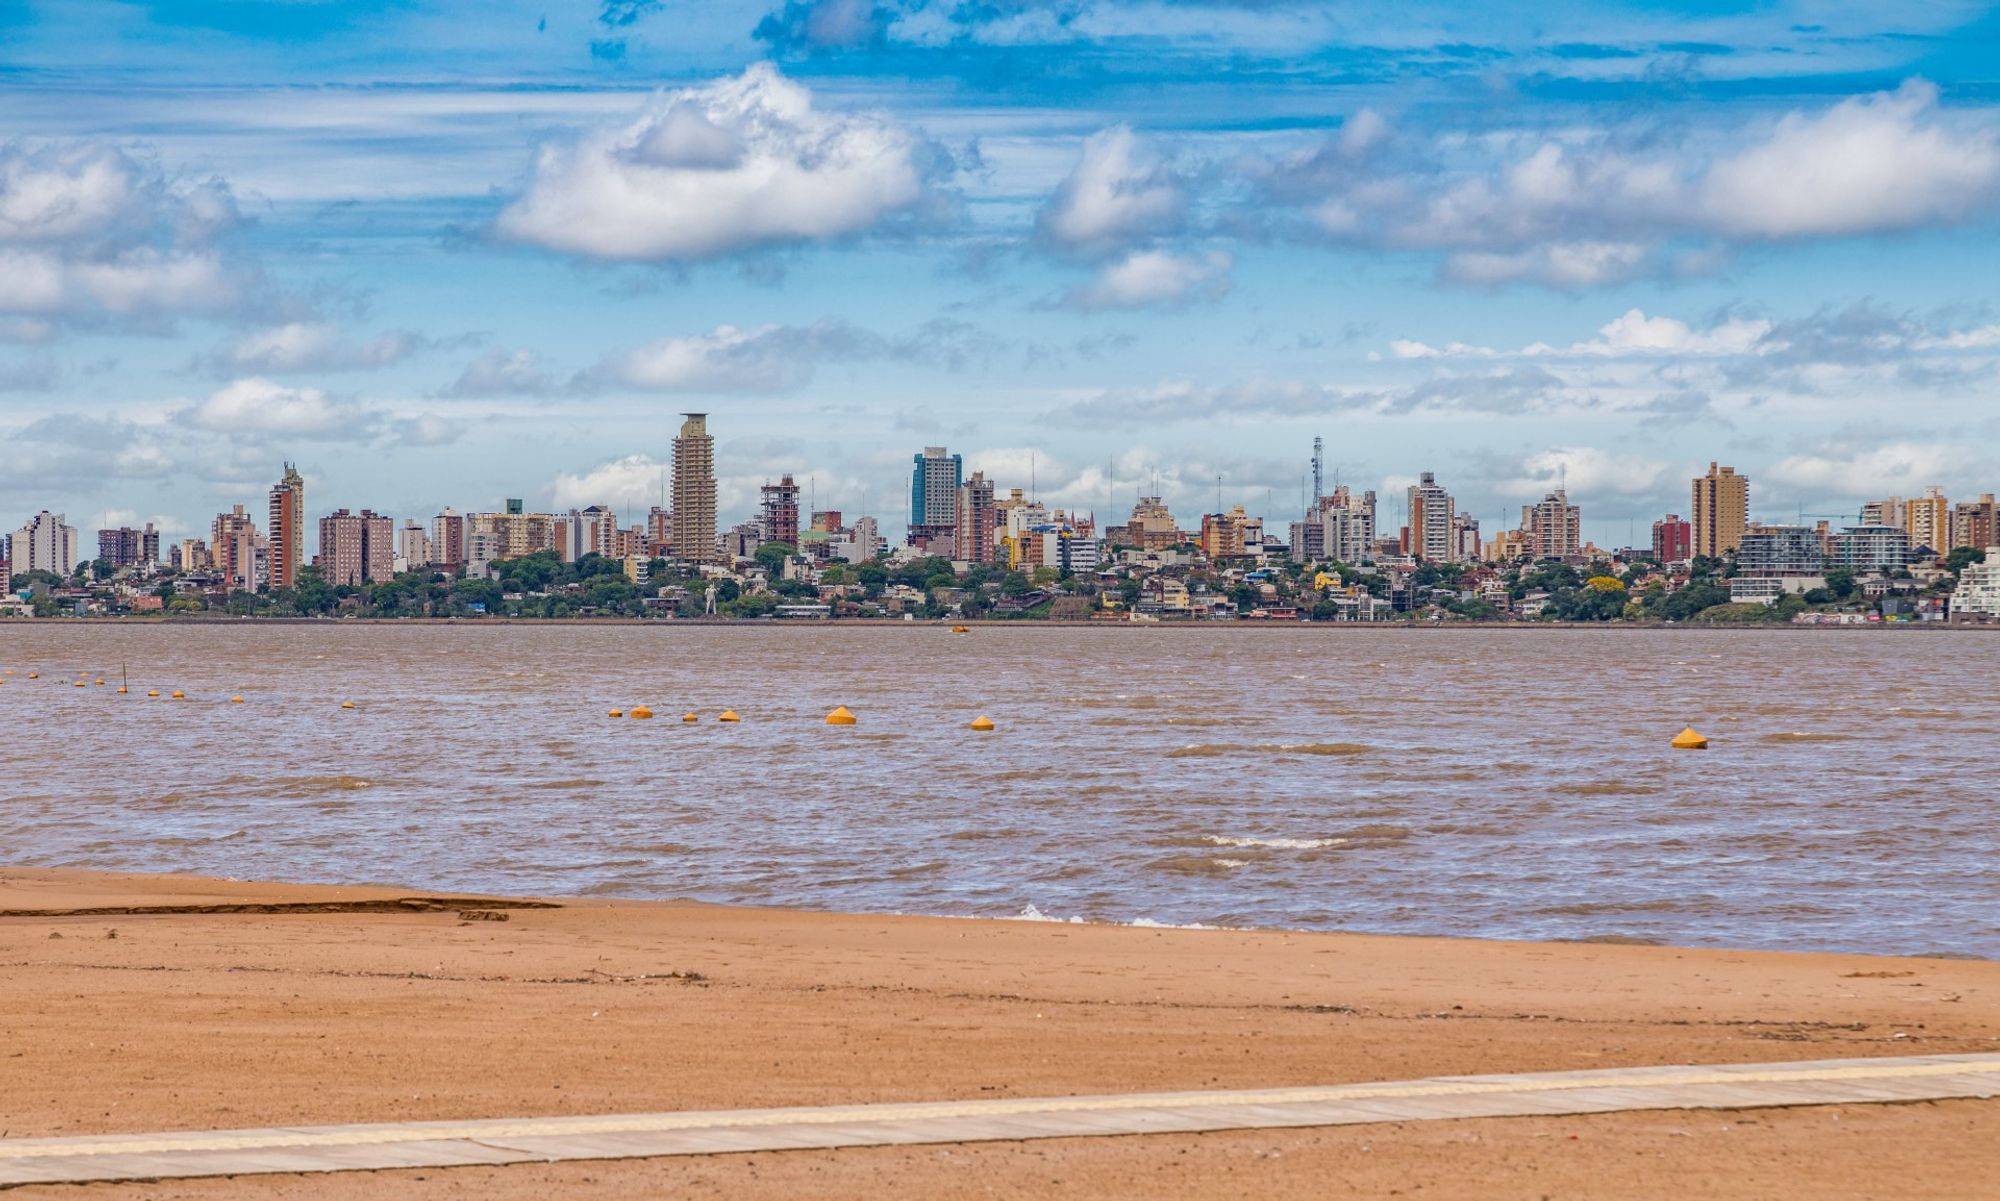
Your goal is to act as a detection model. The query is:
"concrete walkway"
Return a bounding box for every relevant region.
[4,1053,1996,1187]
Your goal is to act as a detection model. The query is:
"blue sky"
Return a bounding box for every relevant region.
[4,0,2000,547]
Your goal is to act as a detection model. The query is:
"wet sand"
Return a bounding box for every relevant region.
[2,869,1996,1199]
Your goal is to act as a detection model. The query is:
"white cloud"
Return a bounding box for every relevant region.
[0,142,256,324]
[1500,446,1669,498]
[550,454,671,513]
[213,323,423,374]
[1768,440,1988,496]
[1700,80,2000,239]
[496,64,946,261]
[1037,125,1184,253]
[1444,241,1651,289]
[1062,249,1231,310]
[444,347,562,397]
[597,322,830,392]
[181,378,359,438]
[1394,308,1775,359]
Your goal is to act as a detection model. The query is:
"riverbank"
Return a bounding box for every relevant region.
[1,869,1994,1198]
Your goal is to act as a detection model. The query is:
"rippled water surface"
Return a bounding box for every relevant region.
[4,624,1996,956]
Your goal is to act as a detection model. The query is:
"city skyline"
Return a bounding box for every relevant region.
[4,4,2000,547]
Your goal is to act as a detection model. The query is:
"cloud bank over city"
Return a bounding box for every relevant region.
[3,0,2000,542]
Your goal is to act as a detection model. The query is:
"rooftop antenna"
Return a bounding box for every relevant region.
[1030,451,1037,504]
[1215,474,1222,515]
[1311,435,1324,507]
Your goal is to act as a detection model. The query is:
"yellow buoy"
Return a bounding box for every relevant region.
[609,709,624,718]
[951,625,970,634]
[718,710,740,723]
[682,712,698,723]
[969,715,995,731]
[74,680,86,688]
[171,690,185,699]
[147,690,160,698]
[27,672,38,679]
[825,706,857,726]
[116,687,127,694]
[1671,727,1709,750]
[340,701,356,709]
[95,679,105,686]
[230,696,244,704]
[630,705,654,719]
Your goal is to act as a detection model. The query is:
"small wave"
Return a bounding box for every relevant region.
[1205,835,1348,850]
[1148,854,1250,876]
[1167,742,1370,759]
[267,775,373,796]
[1003,903,1083,924]
[532,778,606,790]
[1759,732,1850,743]
[1560,781,1663,797]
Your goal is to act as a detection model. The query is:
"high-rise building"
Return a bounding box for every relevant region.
[1319,487,1376,564]
[175,539,209,573]
[956,471,997,563]
[1832,525,1911,573]
[398,521,433,572]
[432,508,465,567]
[466,507,556,559]
[1905,486,1950,553]
[1404,471,1455,561]
[910,446,963,530]
[672,413,717,563]
[318,509,395,587]
[1651,513,1693,562]
[555,505,618,562]
[1692,463,1748,558]
[96,523,158,569]
[9,511,80,577]
[1737,526,1825,576]
[1450,512,1481,563]
[268,463,305,591]
[212,505,262,592]
[1861,497,1904,529]
[1951,495,1999,551]
[759,475,801,547]
[1521,489,1581,560]
[1200,507,1248,559]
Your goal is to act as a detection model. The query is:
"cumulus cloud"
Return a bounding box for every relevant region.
[1262,79,2000,289]
[203,322,427,375]
[550,453,672,513]
[181,378,360,438]
[0,142,258,326]
[1037,126,1185,254]
[443,348,563,398]
[1768,440,1990,496]
[592,316,1001,392]
[1061,249,1231,310]
[496,64,950,262]
[1498,446,1670,499]
[1699,81,2000,239]
[1391,308,1775,359]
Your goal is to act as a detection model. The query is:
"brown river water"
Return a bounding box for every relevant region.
[2,623,1995,955]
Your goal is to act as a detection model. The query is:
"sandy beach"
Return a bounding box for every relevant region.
[1,868,1995,1198]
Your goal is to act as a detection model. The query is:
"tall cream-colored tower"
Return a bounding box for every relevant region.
[1691,462,1748,558]
[671,413,717,563]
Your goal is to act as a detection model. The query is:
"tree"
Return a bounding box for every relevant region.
[819,564,847,586]
[1946,546,1988,576]
[754,542,796,578]
[291,566,336,615]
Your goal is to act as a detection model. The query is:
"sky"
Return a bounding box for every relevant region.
[4,0,2000,549]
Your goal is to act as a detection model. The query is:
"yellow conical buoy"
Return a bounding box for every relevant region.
[74,680,86,687]
[116,687,127,694]
[340,701,355,709]
[969,715,995,731]
[171,690,185,699]
[95,679,105,686]
[609,709,624,718]
[27,672,38,679]
[951,625,970,634]
[825,706,857,726]
[1671,727,1709,750]
[147,690,160,698]
[630,705,654,719]
[718,710,740,723]
[230,696,244,704]
[682,712,698,723]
